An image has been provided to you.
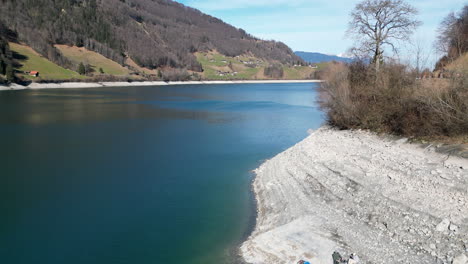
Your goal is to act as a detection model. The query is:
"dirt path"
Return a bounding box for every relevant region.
[241,128,468,264]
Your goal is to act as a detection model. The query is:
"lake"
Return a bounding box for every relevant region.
[0,83,324,264]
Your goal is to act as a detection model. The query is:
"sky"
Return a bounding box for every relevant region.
[175,0,467,66]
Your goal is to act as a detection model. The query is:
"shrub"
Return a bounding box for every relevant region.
[319,61,468,138]
[161,68,190,82]
[78,62,86,75]
[84,63,94,75]
[264,64,284,78]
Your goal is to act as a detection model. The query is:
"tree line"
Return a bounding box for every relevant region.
[0,22,14,84]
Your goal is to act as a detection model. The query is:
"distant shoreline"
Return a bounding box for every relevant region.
[0,80,322,91]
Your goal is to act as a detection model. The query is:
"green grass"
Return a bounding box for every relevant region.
[200,67,259,80]
[10,42,83,80]
[196,52,264,80]
[316,62,329,70]
[283,66,302,79]
[196,51,315,80]
[55,45,130,76]
[283,66,314,79]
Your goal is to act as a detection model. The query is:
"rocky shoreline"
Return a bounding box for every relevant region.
[241,127,468,264]
[0,80,322,91]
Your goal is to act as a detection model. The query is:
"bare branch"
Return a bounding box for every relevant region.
[346,0,421,71]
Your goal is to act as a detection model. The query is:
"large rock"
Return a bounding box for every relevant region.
[436,219,450,232]
[452,254,468,264]
[449,223,459,232]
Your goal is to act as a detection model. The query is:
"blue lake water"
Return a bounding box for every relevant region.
[0,83,324,264]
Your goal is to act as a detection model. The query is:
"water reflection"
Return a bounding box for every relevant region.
[0,83,323,264]
[0,88,232,125]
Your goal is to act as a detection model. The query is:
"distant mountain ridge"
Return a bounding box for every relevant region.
[295,51,352,63]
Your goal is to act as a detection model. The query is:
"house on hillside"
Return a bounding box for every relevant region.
[29,71,39,77]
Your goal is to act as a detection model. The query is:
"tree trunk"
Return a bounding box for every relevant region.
[374,44,381,72]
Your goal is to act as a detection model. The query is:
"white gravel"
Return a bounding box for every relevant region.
[241,127,468,264]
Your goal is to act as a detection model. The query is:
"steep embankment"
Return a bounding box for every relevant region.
[241,128,468,264]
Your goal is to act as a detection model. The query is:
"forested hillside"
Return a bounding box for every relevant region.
[0,0,302,73]
[0,39,9,84]
[0,22,15,84]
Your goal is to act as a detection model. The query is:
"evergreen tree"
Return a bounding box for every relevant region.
[78,62,86,75]
[0,59,5,75]
[6,63,14,82]
[99,67,104,74]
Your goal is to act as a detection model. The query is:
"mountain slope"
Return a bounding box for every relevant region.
[9,42,83,80]
[55,45,130,76]
[0,0,303,73]
[295,51,352,63]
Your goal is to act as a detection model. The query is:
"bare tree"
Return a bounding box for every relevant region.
[411,36,431,76]
[436,6,468,60]
[347,0,421,72]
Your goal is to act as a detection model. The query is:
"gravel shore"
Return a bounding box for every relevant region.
[241,127,468,264]
[0,80,321,91]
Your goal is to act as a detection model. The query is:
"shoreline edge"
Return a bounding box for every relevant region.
[0,80,322,91]
[240,127,468,264]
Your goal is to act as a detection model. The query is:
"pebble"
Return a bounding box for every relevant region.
[452,254,467,264]
[436,219,451,232]
[449,223,459,232]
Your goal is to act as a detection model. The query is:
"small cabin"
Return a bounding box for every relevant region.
[29,71,39,77]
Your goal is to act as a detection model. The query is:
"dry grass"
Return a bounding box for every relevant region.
[319,60,468,140]
[10,42,83,80]
[55,45,130,76]
[125,57,158,75]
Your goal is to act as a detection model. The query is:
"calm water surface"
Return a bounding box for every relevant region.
[0,83,324,264]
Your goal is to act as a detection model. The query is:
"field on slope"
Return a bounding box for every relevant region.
[196,51,316,80]
[55,45,130,76]
[282,65,315,80]
[10,43,83,80]
[196,52,263,80]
